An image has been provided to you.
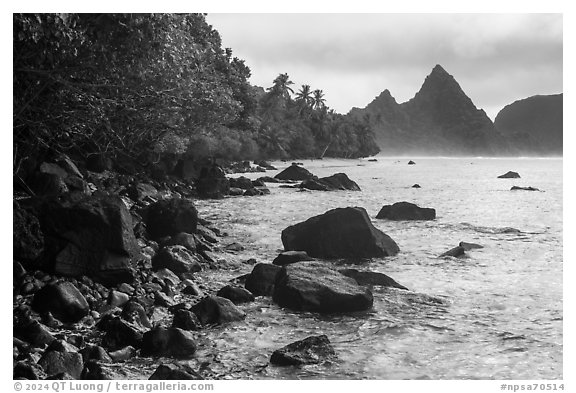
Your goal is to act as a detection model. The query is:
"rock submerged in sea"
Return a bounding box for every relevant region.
[272,261,374,313]
[498,171,521,178]
[282,207,399,259]
[511,186,540,191]
[270,335,337,366]
[376,201,436,221]
[274,163,315,181]
[439,246,466,258]
[300,173,361,192]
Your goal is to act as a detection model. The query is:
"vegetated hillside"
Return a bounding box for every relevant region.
[494,94,563,155]
[14,13,378,183]
[349,65,510,156]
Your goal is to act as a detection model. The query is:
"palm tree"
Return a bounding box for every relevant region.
[267,73,294,100]
[295,84,313,105]
[312,89,326,110]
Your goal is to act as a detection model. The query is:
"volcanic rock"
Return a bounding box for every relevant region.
[376,201,436,220]
[281,207,399,258]
[31,282,89,323]
[272,261,374,313]
[244,263,282,296]
[270,335,336,366]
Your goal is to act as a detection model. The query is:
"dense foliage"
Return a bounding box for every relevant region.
[14,13,378,176]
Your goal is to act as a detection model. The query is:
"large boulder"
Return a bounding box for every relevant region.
[272,261,374,313]
[31,282,89,323]
[301,173,361,192]
[376,202,436,220]
[281,207,399,259]
[191,295,246,325]
[13,202,44,267]
[38,351,83,379]
[145,198,198,240]
[140,327,197,358]
[274,164,315,181]
[244,263,282,296]
[498,171,521,178]
[40,195,139,285]
[196,165,230,199]
[151,245,202,276]
[270,335,336,366]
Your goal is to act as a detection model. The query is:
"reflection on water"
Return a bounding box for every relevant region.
[140,158,563,379]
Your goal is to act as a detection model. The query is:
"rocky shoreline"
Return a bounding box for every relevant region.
[14,155,421,380]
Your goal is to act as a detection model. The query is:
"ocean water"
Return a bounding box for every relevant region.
[173,157,562,380]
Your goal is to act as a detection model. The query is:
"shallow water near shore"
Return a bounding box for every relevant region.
[150,157,563,379]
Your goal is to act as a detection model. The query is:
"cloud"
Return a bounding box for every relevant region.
[206,13,562,119]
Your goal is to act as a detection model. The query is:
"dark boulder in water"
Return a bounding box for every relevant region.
[31,282,89,323]
[274,164,314,181]
[412,184,421,188]
[511,186,540,191]
[459,241,483,250]
[272,251,315,266]
[408,160,416,165]
[39,195,139,285]
[282,207,399,258]
[191,295,246,325]
[146,198,198,240]
[498,171,521,179]
[316,173,361,191]
[270,335,337,366]
[376,201,436,221]
[272,261,374,313]
[245,263,282,296]
[338,268,408,290]
[300,173,361,192]
[140,327,197,358]
[439,246,466,258]
[229,176,255,190]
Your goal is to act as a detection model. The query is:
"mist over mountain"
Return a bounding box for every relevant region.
[494,94,563,155]
[349,65,512,156]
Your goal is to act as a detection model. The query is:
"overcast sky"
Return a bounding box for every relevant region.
[205,13,562,120]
